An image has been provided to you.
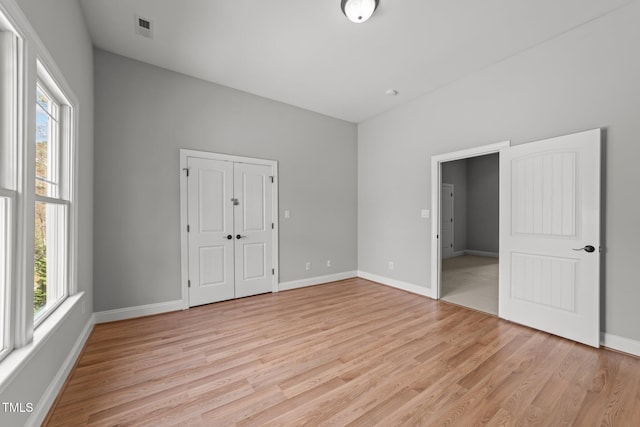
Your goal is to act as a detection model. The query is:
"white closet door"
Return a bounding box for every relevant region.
[233,163,273,298]
[499,129,600,347]
[187,158,235,306]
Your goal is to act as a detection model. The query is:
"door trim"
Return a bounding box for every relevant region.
[430,141,510,300]
[179,149,279,309]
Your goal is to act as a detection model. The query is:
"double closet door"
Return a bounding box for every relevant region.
[187,157,274,307]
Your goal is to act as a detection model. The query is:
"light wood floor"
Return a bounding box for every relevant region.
[442,255,499,315]
[45,278,640,426]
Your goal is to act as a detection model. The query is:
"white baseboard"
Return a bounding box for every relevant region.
[600,332,640,357]
[278,271,358,292]
[451,250,466,257]
[464,250,499,258]
[27,314,95,427]
[94,300,183,324]
[357,271,433,298]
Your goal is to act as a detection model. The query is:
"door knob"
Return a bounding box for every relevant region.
[573,245,596,253]
[236,234,246,239]
[225,234,232,240]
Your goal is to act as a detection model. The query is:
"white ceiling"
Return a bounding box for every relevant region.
[79,0,630,123]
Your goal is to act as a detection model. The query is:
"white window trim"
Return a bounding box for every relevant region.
[35,80,60,199]
[0,5,21,363]
[0,292,84,394]
[0,194,13,362]
[32,66,74,327]
[0,0,81,372]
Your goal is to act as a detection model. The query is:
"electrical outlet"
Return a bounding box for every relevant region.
[388,261,394,270]
[305,262,311,271]
[326,260,331,268]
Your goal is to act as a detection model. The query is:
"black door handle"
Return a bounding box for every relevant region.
[236,234,246,239]
[573,245,595,253]
[226,235,232,240]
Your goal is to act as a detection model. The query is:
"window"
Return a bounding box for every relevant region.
[33,70,72,325]
[0,3,78,368]
[0,23,18,362]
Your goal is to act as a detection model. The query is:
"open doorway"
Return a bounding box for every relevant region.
[440,154,499,314]
[431,130,600,346]
[430,141,509,316]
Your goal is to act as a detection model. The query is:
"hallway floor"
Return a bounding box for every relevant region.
[441,255,498,315]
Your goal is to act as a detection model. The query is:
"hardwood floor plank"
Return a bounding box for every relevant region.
[460,335,567,425]
[236,377,347,426]
[116,379,255,427]
[529,341,589,411]
[270,360,413,425]
[345,386,420,427]
[596,354,640,426]
[428,331,558,425]
[456,332,533,390]
[572,350,623,426]
[373,330,526,425]
[44,279,640,426]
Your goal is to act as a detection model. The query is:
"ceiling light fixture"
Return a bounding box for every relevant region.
[341,0,379,24]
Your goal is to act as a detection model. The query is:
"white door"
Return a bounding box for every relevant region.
[499,128,600,347]
[233,163,273,298]
[441,183,454,259]
[187,158,235,306]
[187,158,274,306]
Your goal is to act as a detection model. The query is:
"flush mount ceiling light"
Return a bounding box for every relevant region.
[341,0,379,23]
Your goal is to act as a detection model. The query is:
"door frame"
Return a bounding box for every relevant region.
[179,149,279,309]
[430,141,510,300]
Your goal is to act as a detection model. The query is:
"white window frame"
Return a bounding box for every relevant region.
[35,81,60,198]
[33,66,74,327]
[0,10,20,364]
[0,193,14,363]
[0,0,79,371]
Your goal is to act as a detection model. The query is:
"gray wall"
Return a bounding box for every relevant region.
[0,0,93,426]
[441,159,467,252]
[441,154,499,255]
[358,2,640,341]
[93,50,357,312]
[467,154,499,253]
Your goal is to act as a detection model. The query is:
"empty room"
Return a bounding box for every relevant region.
[1,0,640,426]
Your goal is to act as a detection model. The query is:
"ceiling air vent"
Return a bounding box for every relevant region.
[134,15,154,39]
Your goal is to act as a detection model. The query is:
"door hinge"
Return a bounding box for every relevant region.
[450,193,453,197]
[272,268,275,275]
[187,225,190,232]
[270,176,274,183]
[450,218,453,223]
[188,280,191,288]
[272,222,274,229]
[182,167,190,177]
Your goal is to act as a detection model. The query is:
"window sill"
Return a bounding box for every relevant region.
[0,292,85,394]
